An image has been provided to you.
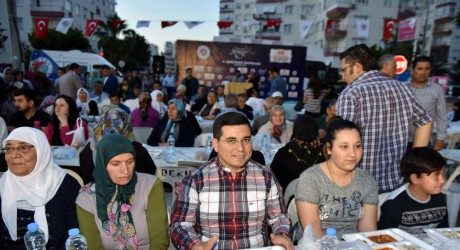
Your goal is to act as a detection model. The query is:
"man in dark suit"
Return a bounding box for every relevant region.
[101,65,118,95]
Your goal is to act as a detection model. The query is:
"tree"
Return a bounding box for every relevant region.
[28,27,91,51]
[0,22,8,49]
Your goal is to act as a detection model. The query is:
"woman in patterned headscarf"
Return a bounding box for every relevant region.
[256,105,293,144]
[147,99,195,147]
[76,134,169,249]
[131,92,160,128]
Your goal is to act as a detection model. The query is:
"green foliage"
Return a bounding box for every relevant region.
[369,40,414,63]
[95,14,150,70]
[28,27,91,51]
[0,22,8,49]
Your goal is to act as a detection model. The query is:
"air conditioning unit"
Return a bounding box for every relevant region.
[350,3,356,9]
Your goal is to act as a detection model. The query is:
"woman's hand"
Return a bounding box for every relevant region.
[270,233,294,250]
[192,235,218,250]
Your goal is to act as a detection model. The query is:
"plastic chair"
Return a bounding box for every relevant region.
[377,192,389,222]
[283,178,298,207]
[194,133,213,147]
[288,198,299,225]
[132,127,153,144]
[65,169,84,187]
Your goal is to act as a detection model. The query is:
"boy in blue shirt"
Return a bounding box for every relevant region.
[378,147,449,234]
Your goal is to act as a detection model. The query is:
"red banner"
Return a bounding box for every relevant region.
[112,19,125,28]
[161,21,178,29]
[266,20,282,28]
[383,18,398,41]
[34,18,49,39]
[84,19,101,36]
[217,21,233,29]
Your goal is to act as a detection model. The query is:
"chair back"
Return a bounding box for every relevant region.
[288,198,299,225]
[65,169,84,187]
[284,178,298,207]
[132,127,153,144]
[194,133,213,147]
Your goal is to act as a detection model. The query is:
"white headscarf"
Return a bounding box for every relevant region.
[150,90,167,117]
[76,87,90,112]
[0,117,7,145]
[0,127,66,242]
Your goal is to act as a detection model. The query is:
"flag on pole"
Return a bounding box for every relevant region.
[34,17,49,39]
[356,19,370,38]
[184,21,204,29]
[161,21,178,29]
[298,20,313,39]
[217,21,233,29]
[84,19,101,36]
[266,20,282,28]
[383,18,398,40]
[397,17,417,42]
[112,19,125,28]
[55,18,73,34]
[136,20,151,28]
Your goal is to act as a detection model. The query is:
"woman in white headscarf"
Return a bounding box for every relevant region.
[76,87,91,114]
[0,127,80,249]
[150,90,168,118]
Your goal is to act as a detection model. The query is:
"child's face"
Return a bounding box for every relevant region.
[412,168,445,195]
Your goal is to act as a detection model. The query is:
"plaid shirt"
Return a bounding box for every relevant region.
[337,70,432,192]
[169,158,291,250]
[405,80,448,141]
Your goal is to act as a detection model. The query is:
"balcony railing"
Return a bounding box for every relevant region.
[30,3,65,17]
[326,0,352,19]
[325,25,347,39]
[436,0,456,8]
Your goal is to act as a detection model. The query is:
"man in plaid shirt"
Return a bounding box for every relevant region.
[169,112,293,250]
[336,44,433,193]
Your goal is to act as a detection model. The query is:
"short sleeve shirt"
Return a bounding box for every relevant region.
[7,110,51,128]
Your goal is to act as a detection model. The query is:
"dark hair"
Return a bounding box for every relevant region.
[269,66,279,74]
[225,93,238,108]
[324,118,361,147]
[88,100,99,116]
[14,88,36,103]
[186,67,192,72]
[96,80,104,85]
[246,87,255,97]
[109,91,120,98]
[216,85,224,90]
[307,75,322,99]
[291,114,319,143]
[340,44,377,71]
[69,63,80,70]
[400,147,446,182]
[411,56,433,69]
[57,67,66,73]
[51,95,79,145]
[237,93,248,101]
[213,112,250,140]
[101,65,111,70]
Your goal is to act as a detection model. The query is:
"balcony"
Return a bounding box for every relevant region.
[433,29,452,36]
[434,14,455,24]
[30,3,65,17]
[259,35,281,41]
[325,25,347,39]
[398,9,416,19]
[326,0,352,19]
[436,0,456,8]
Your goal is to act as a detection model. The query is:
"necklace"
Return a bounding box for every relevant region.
[326,160,353,185]
[288,145,322,166]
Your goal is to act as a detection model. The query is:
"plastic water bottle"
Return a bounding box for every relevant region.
[24,222,46,250]
[65,228,87,250]
[262,134,268,148]
[168,135,175,153]
[205,136,212,154]
[321,228,339,250]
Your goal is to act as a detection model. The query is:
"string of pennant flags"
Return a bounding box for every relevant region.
[34,17,403,41]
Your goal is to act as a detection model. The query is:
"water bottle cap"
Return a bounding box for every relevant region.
[207,136,211,140]
[326,228,336,235]
[68,228,80,236]
[169,135,173,138]
[27,223,39,231]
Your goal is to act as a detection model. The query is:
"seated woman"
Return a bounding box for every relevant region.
[150,90,168,118]
[131,92,160,128]
[76,87,90,114]
[76,134,169,249]
[197,90,221,120]
[271,114,325,191]
[147,99,195,147]
[45,95,89,146]
[256,105,293,144]
[0,127,80,248]
[295,119,378,239]
[79,107,156,184]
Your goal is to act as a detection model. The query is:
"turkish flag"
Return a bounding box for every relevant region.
[266,19,282,28]
[161,21,178,29]
[84,19,101,36]
[34,18,49,39]
[217,21,233,29]
[325,19,338,31]
[112,19,125,28]
[383,18,398,41]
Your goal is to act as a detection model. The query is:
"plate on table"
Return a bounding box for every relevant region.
[424,227,460,242]
[342,228,435,250]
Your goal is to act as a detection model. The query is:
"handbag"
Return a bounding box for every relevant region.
[66,118,86,149]
[442,165,460,227]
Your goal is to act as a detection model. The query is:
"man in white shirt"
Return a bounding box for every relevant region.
[162,69,176,99]
[245,87,264,118]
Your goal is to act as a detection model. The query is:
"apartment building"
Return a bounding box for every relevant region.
[163,41,176,75]
[0,0,117,66]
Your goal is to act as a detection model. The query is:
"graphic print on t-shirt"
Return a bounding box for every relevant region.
[318,190,363,221]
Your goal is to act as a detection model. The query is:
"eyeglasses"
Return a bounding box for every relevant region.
[339,65,353,73]
[1,145,35,155]
[221,137,252,146]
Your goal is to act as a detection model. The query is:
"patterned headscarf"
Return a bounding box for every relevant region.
[160,99,186,143]
[138,92,152,121]
[93,134,138,249]
[95,107,132,143]
[270,105,287,143]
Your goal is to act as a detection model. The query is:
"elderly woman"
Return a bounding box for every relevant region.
[147,99,195,147]
[271,114,325,191]
[256,105,293,144]
[131,92,160,128]
[296,119,378,239]
[0,127,80,248]
[197,90,221,120]
[45,95,89,146]
[76,134,169,249]
[79,107,156,184]
[150,90,167,118]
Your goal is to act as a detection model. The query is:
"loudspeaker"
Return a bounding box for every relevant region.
[153,56,165,74]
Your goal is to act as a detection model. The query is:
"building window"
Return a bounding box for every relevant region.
[384,0,392,6]
[301,5,314,14]
[16,0,22,7]
[236,3,241,9]
[245,3,251,9]
[65,0,72,11]
[356,0,369,5]
[285,5,293,15]
[75,5,80,16]
[283,24,292,34]
[17,17,23,31]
